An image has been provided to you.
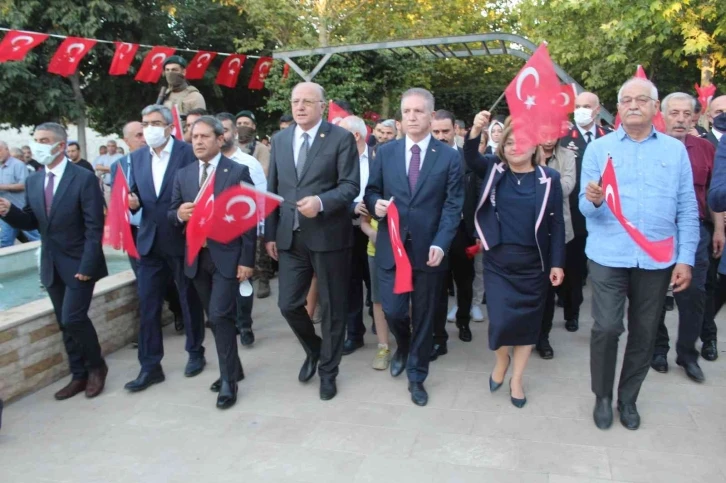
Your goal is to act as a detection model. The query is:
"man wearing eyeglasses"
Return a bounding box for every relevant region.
[580,78,699,431]
[266,82,360,401]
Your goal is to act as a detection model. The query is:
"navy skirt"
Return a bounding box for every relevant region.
[483,244,548,350]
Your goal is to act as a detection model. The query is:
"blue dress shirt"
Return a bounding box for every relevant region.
[578,126,699,269]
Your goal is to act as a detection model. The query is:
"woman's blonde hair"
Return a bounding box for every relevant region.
[495,125,542,168]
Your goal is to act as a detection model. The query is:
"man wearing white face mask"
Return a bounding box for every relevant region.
[559,92,611,333]
[124,105,206,393]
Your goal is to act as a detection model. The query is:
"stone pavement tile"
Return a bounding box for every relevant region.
[409,432,518,469]
[300,420,419,456]
[434,462,548,483]
[452,382,510,413]
[234,413,319,445]
[688,404,726,431]
[548,475,631,483]
[607,447,726,483]
[552,416,656,452]
[470,412,562,443]
[513,440,611,479]
[393,406,476,435]
[352,454,438,483]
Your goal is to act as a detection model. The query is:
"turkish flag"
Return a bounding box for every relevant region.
[207,183,282,243]
[328,101,351,125]
[103,169,139,259]
[185,51,217,80]
[215,54,246,88]
[557,83,577,114]
[186,171,216,264]
[248,56,273,90]
[0,30,49,63]
[695,83,717,114]
[47,37,97,77]
[614,65,666,132]
[135,46,176,83]
[387,201,413,294]
[282,63,290,80]
[601,156,674,263]
[504,44,568,153]
[171,104,183,139]
[109,42,139,75]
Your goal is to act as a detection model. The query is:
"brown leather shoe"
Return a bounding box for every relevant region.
[54,379,87,400]
[85,361,108,398]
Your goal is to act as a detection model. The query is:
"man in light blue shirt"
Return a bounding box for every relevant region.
[579,77,699,431]
[0,141,40,247]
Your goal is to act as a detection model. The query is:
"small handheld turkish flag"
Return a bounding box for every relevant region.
[103,169,139,259]
[215,54,246,88]
[328,101,351,125]
[171,104,183,139]
[207,183,282,244]
[109,42,139,76]
[186,51,217,80]
[248,56,273,90]
[557,83,577,114]
[387,201,413,294]
[186,171,216,264]
[135,46,176,83]
[283,63,290,80]
[695,83,717,114]
[0,30,49,63]
[47,37,97,77]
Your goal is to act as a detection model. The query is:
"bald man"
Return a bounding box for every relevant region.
[706,95,726,148]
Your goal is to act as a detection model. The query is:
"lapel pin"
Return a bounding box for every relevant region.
[432,148,436,152]
[224,168,229,172]
[320,133,325,138]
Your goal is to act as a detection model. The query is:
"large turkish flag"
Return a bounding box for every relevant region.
[47,37,97,77]
[135,46,176,83]
[0,30,48,63]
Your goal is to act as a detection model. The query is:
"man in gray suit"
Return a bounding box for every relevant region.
[266,82,360,401]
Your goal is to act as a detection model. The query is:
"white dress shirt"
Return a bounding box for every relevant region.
[44,157,69,195]
[293,119,323,167]
[198,152,221,186]
[713,128,723,142]
[576,124,597,141]
[405,134,432,175]
[354,149,369,203]
[151,137,174,196]
[229,147,267,192]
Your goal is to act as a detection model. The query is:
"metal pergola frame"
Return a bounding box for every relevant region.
[273,33,614,124]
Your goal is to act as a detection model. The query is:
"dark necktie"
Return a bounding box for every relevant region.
[409,144,421,192]
[293,133,310,230]
[200,162,210,188]
[45,172,55,216]
[586,132,593,144]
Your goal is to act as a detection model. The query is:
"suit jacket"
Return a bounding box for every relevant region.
[706,131,720,148]
[129,138,196,258]
[3,160,108,287]
[349,146,374,218]
[364,137,464,272]
[266,121,360,251]
[168,155,256,279]
[559,124,611,236]
[463,136,565,271]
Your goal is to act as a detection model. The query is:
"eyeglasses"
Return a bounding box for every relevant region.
[141,121,168,128]
[291,99,323,107]
[618,96,655,106]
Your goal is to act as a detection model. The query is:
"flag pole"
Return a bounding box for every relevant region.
[489,91,506,112]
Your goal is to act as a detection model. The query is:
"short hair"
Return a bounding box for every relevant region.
[280,114,293,123]
[106,140,117,146]
[34,122,68,143]
[661,92,696,113]
[141,105,173,125]
[215,112,237,126]
[122,121,142,138]
[192,115,224,137]
[186,107,208,117]
[379,119,397,134]
[341,115,367,138]
[401,88,435,113]
[455,119,465,129]
[21,145,30,150]
[496,125,541,168]
[10,147,23,158]
[618,78,658,103]
[67,141,80,149]
[432,110,456,125]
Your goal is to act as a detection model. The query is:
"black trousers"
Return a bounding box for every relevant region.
[346,225,371,343]
[46,270,104,380]
[278,232,351,379]
[701,223,720,343]
[136,245,205,371]
[654,223,709,363]
[192,249,242,382]
[236,292,254,331]
[561,235,587,321]
[589,261,672,403]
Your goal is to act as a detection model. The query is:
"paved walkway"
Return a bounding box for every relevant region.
[2,280,726,483]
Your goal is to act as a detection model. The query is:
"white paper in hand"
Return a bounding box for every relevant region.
[239,279,253,297]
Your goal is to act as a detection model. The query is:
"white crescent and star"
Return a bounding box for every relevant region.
[559,91,570,107]
[258,60,272,79]
[605,184,618,215]
[150,52,167,70]
[11,35,36,51]
[515,66,540,110]
[227,57,242,75]
[224,195,256,221]
[65,43,87,63]
[388,215,403,257]
[118,42,134,59]
[196,53,211,68]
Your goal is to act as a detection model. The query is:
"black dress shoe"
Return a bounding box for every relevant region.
[125,368,165,392]
[701,340,718,361]
[210,370,245,392]
[536,339,554,359]
[565,318,579,332]
[342,339,364,356]
[617,401,641,430]
[390,349,408,377]
[408,382,428,406]
[677,360,705,383]
[216,381,238,409]
[320,378,337,400]
[457,323,472,342]
[664,295,675,311]
[184,356,206,377]
[593,397,613,430]
[298,354,319,383]
[429,343,448,361]
[240,330,255,347]
[650,354,668,373]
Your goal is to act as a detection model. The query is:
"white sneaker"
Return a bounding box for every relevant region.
[447,306,458,322]
[471,305,484,322]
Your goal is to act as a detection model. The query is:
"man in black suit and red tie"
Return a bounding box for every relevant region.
[266,82,360,401]
[365,88,464,406]
[559,91,611,333]
[0,122,108,400]
[170,116,256,409]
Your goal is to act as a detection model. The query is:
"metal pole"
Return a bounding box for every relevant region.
[489,91,506,112]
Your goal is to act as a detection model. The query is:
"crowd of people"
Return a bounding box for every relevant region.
[1,53,725,434]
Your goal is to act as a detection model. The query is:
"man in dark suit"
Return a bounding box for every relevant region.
[705,96,725,147]
[266,82,360,401]
[125,105,206,392]
[0,122,108,400]
[559,91,611,332]
[365,88,464,406]
[169,116,256,409]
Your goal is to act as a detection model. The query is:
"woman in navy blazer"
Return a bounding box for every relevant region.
[464,112,566,408]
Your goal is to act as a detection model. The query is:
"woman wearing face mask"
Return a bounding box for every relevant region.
[485,120,505,154]
[464,112,566,408]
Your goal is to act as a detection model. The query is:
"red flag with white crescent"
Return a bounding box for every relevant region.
[695,83,717,114]
[0,30,49,63]
[171,104,183,139]
[207,183,282,244]
[185,50,217,80]
[328,101,351,125]
[215,54,246,88]
[387,201,413,294]
[135,46,176,83]
[248,56,273,90]
[109,42,139,75]
[186,171,216,264]
[47,37,97,77]
[103,169,139,258]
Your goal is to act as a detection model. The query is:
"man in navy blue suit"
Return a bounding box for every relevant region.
[0,122,108,400]
[364,88,464,406]
[124,105,206,392]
